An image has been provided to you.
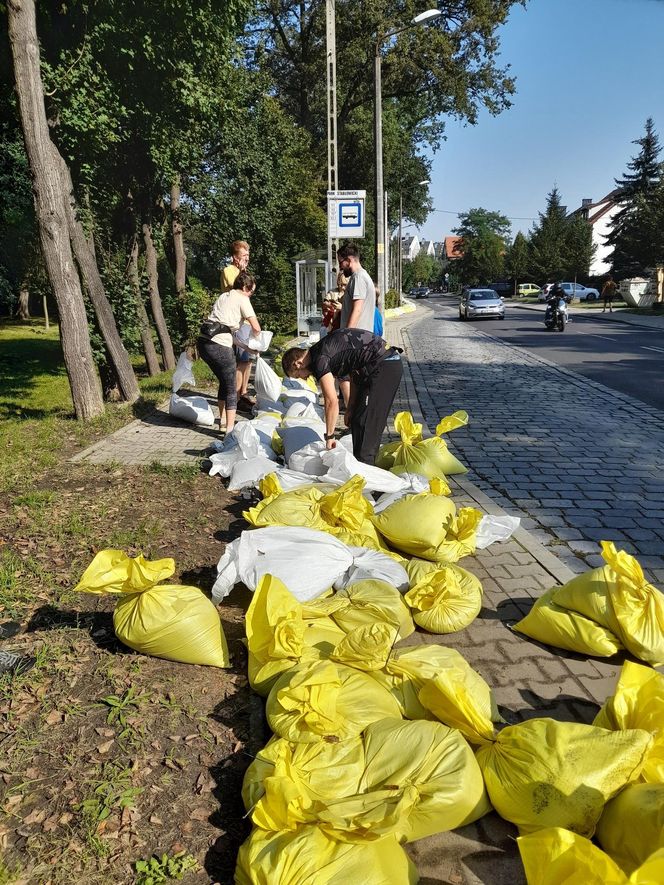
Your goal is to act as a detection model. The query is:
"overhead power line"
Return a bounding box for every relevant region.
[429,207,538,221]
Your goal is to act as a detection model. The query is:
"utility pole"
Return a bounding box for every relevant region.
[326,0,339,290]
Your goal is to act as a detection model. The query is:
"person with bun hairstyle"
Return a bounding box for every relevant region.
[198,271,261,434]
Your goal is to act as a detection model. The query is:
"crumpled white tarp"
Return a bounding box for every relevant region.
[372,473,431,513]
[475,514,521,549]
[320,447,411,494]
[212,526,354,603]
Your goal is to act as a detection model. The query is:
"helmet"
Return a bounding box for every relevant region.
[551,282,563,294]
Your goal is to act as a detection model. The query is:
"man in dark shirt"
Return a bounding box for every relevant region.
[281,328,403,465]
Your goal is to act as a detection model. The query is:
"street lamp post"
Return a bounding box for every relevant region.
[374,9,440,297]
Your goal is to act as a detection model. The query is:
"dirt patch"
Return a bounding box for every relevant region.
[0,459,260,883]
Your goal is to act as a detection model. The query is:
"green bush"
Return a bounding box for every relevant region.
[385,288,400,310]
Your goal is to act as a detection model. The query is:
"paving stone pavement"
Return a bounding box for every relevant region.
[71,313,657,884]
[71,390,223,465]
[396,302,664,586]
[385,310,632,884]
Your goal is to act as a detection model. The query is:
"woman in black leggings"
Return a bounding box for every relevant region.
[198,271,261,434]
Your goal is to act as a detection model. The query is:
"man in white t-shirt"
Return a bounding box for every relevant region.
[336,244,376,405]
[337,244,376,331]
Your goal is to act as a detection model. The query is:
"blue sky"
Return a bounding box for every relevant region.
[416,0,664,242]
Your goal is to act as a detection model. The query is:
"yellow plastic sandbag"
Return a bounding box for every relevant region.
[75,549,229,667]
[370,492,456,558]
[418,668,500,746]
[518,828,664,885]
[266,660,402,744]
[246,477,384,550]
[242,734,365,831]
[235,826,418,885]
[328,580,414,640]
[376,411,468,477]
[321,718,487,843]
[330,623,398,672]
[476,719,652,836]
[513,586,624,657]
[553,542,664,666]
[371,643,499,724]
[245,574,346,696]
[594,661,664,784]
[596,783,664,875]
[404,564,482,633]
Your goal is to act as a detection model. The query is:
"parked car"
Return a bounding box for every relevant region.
[538,282,600,302]
[459,288,505,321]
[517,282,541,298]
[487,281,512,297]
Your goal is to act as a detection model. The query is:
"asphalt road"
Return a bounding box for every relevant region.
[429,297,664,413]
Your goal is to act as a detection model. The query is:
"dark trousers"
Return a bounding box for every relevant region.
[351,358,403,464]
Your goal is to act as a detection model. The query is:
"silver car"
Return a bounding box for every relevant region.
[459,288,505,320]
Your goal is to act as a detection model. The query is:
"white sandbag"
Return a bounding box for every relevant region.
[209,448,244,478]
[234,420,278,462]
[270,468,328,491]
[169,392,215,427]
[228,456,280,491]
[475,515,521,549]
[171,352,196,392]
[335,547,410,592]
[372,474,430,514]
[288,441,327,475]
[320,447,410,494]
[211,526,354,603]
[256,398,287,415]
[277,424,326,462]
[234,324,273,353]
[285,401,325,421]
[255,357,282,403]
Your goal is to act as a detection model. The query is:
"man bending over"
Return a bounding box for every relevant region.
[282,328,402,465]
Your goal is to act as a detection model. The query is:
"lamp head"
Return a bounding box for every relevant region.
[412,9,442,25]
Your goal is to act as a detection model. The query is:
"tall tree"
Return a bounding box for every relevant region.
[565,213,595,281]
[246,1,523,229]
[607,118,664,277]
[7,0,104,418]
[454,207,510,285]
[528,187,569,282]
[505,231,530,294]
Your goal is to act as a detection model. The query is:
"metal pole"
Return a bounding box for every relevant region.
[326,0,339,290]
[398,191,403,301]
[384,189,389,311]
[374,43,385,298]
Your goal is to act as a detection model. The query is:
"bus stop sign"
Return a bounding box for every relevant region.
[327,190,365,238]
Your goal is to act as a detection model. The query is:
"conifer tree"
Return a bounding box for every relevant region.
[607,118,664,277]
[528,187,568,281]
[505,231,529,293]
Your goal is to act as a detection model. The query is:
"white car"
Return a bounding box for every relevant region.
[539,282,600,302]
[459,288,505,320]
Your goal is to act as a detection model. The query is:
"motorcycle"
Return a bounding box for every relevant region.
[544,294,568,332]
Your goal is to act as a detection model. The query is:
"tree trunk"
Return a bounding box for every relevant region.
[17,287,30,320]
[142,210,176,370]
[170,176,187,300]
[60,161,140,403]
[7,0,104,419]
[127,234,161,376]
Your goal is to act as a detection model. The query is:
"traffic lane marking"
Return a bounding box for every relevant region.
[641,346,664,354]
